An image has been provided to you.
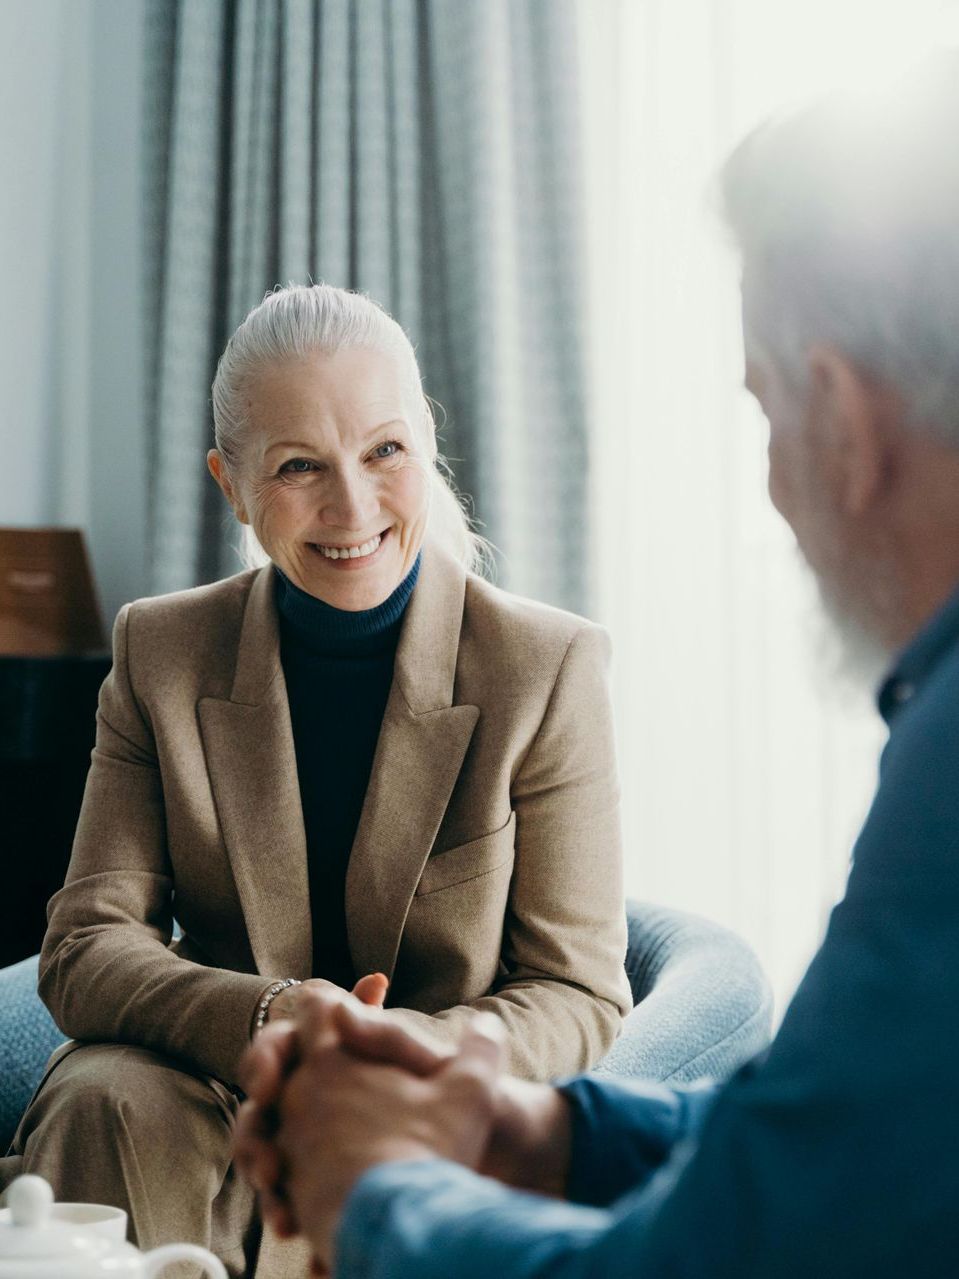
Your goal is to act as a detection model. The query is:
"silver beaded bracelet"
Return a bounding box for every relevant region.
[252,978,301,1035]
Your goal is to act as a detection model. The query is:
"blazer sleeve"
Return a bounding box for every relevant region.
[38,604,275,1087]
[387,623,633,1078]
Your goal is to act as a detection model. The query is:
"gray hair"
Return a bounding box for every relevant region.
[720,51,959,448]
[212,283,485,571]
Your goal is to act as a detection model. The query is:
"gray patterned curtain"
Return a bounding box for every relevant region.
[144,0,590,612]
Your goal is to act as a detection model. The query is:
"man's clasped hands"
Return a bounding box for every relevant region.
[235,984,573,1274]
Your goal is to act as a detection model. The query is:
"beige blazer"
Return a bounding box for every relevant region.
[39,541,631,1086]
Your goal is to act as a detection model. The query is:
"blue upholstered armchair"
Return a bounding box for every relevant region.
[0,901,771,1150]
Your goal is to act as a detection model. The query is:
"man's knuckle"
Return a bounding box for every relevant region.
[450,1065,493,1107]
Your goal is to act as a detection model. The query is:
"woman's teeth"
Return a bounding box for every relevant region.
[316,534,382,560]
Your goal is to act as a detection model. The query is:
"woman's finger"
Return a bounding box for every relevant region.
[332,1000,452,1076]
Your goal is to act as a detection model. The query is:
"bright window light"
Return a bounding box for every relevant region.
[577,0,959,1013]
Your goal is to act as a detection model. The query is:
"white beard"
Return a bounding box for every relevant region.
[796,548,894,702]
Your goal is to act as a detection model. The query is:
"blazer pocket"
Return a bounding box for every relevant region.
[416,812,516,897]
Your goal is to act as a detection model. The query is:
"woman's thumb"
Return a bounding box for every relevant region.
[352,972,389,1007]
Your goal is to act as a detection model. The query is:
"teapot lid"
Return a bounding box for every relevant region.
[0,1175,133,1270]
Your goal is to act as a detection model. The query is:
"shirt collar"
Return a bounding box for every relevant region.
[877,579,959,725]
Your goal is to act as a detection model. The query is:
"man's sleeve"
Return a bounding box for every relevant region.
[558,1074,720,1206]
[336,1156,679,1279]
[335,1075,717,1279]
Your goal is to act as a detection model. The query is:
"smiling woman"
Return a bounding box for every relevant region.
[9,285,633,1277]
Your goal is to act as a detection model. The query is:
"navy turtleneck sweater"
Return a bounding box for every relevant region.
[275,555,421,987]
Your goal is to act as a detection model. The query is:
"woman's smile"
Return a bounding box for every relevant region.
[309,527,391,568]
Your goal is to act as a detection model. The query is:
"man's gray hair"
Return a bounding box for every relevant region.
[212,283,484,571]
[720,51,959,448]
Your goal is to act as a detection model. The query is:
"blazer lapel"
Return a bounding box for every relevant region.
[346,541,479,981]
[197,566,313,980]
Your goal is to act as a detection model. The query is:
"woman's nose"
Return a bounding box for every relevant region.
[320,467,379,530]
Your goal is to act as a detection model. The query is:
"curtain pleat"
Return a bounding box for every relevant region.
[142,0,178,542]
[384,0,422,341]
[353,3,391,305]
[314,1,351,286]
[145,0,590,612]
[229,0,279,317]
[278,1,315,283]
[151,0,228,593]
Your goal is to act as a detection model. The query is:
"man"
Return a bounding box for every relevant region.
[236,54,959,1278]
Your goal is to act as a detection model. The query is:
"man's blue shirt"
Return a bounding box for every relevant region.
[337,584,959,1279]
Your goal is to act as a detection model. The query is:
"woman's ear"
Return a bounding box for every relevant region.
[806,346,890,517]
[207,450,250,525]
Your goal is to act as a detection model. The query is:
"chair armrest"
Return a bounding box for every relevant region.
[0,955,68,1150]
[596,900,772,1083]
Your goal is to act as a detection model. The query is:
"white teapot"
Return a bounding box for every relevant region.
[0,1175,228,1277]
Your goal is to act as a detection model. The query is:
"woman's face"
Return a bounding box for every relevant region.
[209,347,432,611]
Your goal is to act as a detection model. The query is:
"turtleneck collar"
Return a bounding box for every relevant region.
[274,553,421,657]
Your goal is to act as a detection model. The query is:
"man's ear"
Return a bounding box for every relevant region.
[806,345,888,517]
[207,450,250,525]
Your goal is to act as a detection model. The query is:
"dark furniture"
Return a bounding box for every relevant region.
[0,653,110,968]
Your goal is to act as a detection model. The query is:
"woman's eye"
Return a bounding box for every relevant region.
[280,458,314,475]
[371,441,401,460]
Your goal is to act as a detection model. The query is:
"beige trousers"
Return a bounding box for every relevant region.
[3,1043,312,1279]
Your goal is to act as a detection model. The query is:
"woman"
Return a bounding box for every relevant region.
[10,285,631,1277]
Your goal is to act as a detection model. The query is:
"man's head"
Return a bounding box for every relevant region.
[722,53,959,662]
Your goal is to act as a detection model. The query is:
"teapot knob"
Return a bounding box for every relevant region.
[7,1175,55,1228]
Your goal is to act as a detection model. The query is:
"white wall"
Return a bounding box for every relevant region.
[0,0,147,623]
[0,1,65,526]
